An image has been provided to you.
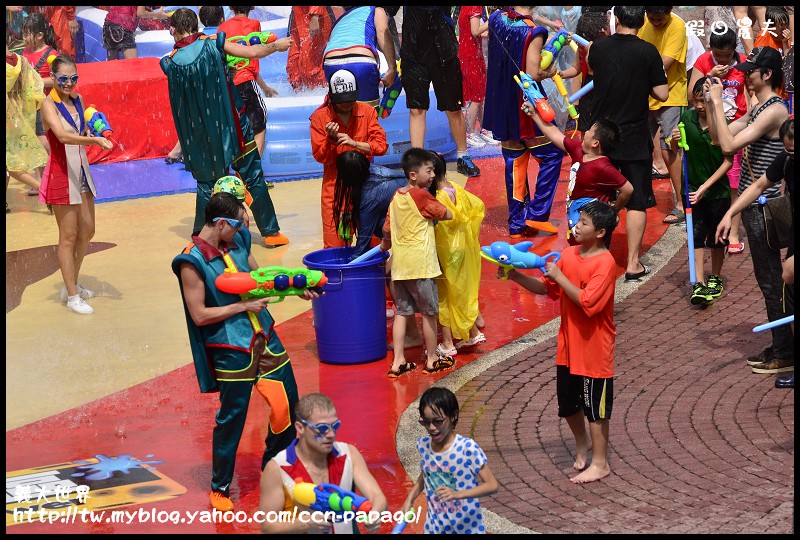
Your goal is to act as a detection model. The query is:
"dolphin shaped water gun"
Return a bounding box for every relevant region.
[480,241,560,278]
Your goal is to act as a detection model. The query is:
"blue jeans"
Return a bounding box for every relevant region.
[742,206,793,359]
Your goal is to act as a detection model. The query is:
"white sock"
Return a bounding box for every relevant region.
[68,294,80,302]
[457,150,467,159]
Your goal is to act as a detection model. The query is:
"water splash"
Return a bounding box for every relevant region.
[71,454,164,481]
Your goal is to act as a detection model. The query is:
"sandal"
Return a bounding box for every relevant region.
[651,166,670,179]
[387,362,416,378]
[455,332,486,350]
[422,354,455,374]
[727,243,744,254]
[436,344,458,357]
[662,208,685,224]
[164,155,184,165]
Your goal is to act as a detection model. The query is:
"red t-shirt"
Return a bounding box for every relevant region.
[541,245,617,378]
[457,6,487,102]
[218,16,262,84]
[692,51,747,120]
[22,46,58,79]
[563,137,628,202]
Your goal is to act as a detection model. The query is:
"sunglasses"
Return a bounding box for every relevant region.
[418,417,447,428]
[298,416,342,436]
[212,217,243,230]
[55,74,79,85]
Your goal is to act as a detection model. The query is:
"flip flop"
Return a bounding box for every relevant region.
[651,166,670,179]
[387,362,416,379]
[164,156,184,165]
[422,354,455,374]
[624,263,651,283]
[662,209,685,224]
[436,344,458,357]
[727,243,744,254]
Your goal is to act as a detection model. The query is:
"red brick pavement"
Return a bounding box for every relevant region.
[455,243,794,534]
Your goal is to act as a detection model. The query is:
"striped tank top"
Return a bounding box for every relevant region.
[739,96,786,200]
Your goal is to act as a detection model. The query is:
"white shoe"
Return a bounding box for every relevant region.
[479,130,499,145]
[66,295,94,314]
[466,133,486,149]
[60,285,95,303]
[386,308,395,319]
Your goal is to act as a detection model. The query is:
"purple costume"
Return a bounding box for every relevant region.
[483,8,564,234]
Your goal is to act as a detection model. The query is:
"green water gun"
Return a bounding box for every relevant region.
[225,31,277,70]
[215,266,327,303]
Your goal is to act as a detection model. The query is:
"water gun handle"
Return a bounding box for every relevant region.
[677,122,689,151]
[378,60,402,119]
[480,251,512,280]
[537,252,561,272]
[553,73,578,120]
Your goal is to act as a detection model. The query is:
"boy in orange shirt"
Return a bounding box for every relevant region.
[499,200,619,484]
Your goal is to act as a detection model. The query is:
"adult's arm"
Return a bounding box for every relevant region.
[40,95,112,149]
[375,7,397,88]
[525,31,558,81]
[349,445,388,533]
[715,173,773,242]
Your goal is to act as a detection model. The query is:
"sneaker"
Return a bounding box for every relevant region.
[706,274,723,298]
[747,347,773,366]
[690,283,714,306]
[264,231,289,248]
[466,133,486,149]
[479,129,499,145]
[775,373,794,388]
[209,491,234,512]
[751,357,794,374]
[60,285,95,303]
[66,296,94,315]
[456,156,481,177]
[525,219,558,234]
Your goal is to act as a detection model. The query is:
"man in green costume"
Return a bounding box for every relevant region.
[161,8,293,247]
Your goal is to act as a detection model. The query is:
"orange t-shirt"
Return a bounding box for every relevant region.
[218,16,262,84]
[541,245,617,378]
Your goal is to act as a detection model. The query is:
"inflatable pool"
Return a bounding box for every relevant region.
[76,7,456,176]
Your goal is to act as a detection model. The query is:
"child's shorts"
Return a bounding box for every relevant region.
[692,197,730,249]
[392,277,439,316]
[556,365,613,421]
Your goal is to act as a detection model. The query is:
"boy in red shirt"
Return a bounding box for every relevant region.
[218,7,269,156]
[500,200,619,484]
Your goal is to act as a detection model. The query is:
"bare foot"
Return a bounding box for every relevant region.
[573,437,592,471]
[475,314,485,329]
[570,464,610,484]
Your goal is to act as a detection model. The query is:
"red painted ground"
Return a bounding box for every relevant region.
[6,156,673,534]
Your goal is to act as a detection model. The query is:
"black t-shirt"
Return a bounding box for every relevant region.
[588,34,668,161]
[400,6,458,62]
[766,151,794,203]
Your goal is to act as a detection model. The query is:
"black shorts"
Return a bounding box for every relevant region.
[236,80,267,134]
[102,20,136,53]
[402,55,463,112]
[692,197,730,249]
[556,365,613,421]
[612,158,656,211]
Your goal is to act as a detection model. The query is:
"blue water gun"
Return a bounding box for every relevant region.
[480,240,561,278]
[225,31,277,70]
[539,29,570,70]
[378,60,402,119]
[514,71,555,123]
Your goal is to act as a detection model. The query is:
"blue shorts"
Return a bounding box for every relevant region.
[323,55,380,106]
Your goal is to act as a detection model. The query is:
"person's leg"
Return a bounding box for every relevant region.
[663,146,683,213]
[465,100,481,136]
[409,108,427,149]
[167,140,182,161]
[556,366,589,470]
[564,412,591,471]
[571,375,612,483]
[420,312,439,370]
[651,127,669,176]
[440,325,455,353]
[500,145,531,235]
[571,419,611,483]
[73,192,96,283]
[616,159,655,276]
[389,314,410,373]
[525,143,564,232]
[445,109,467,152]
[710,247,725,277]
[626,209,647,274]
[122,47,137,59]
[7,170,41,191]
[232,146,281,240]
[53,204,80,297]
[694,248,706,286]
[212,378,250,497]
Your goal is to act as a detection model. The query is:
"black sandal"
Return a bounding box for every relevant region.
[422,354,455,374]
[164,156,184,165]
[388,362,416,378]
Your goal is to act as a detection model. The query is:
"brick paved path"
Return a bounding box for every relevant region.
[400,227,794,534]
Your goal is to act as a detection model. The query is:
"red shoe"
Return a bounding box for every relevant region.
[210,491,234,512]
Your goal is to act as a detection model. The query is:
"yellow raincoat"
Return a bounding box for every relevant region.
[434,183,485,340]
[6,53,47,172]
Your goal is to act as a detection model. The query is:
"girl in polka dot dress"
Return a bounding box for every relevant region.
[401,387,499,534]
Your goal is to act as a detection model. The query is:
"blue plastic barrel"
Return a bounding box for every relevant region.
[302,247,390,365]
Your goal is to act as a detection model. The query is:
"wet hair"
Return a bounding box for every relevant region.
[592,118,621,155]
[779,118,793,141]
[765,6,789,30]
[332,151,371,241]
[50,54,76,74]
[580,200,618,245]
[169,8,199,36]
[575,11,608,42]
[645,6,673,16]
[759,65,784,91]
[22,12,58,49]
[204,192,244,225]
[401,147,434,179]
[296,393,336,421]
[199,6,225,27]
[427,151,447,196]
[230,6,254,15]
[708,27,736,51]
[614,6,646,30]
[691,77,706,97]
[418,387,459,427]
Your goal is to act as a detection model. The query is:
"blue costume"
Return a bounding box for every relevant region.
[161,32,280,237]
[483,8,565,235]
[171,226,298,495]
[323,6,382,105]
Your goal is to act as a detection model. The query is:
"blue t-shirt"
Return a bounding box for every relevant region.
[417,434,489,534]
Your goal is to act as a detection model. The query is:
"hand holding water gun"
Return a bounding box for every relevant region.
[225,31,283,70]
[378,60,402,119]
[215,266,327,303]
[84,105,113,138]
[514,71,555,123]
[481,240,561,278]
[292,480,373,515]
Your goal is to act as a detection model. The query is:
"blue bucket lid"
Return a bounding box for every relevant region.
[302,246,388,270]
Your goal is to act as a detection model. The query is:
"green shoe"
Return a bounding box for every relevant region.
[690,282,713,305]
[706,274,724,298]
